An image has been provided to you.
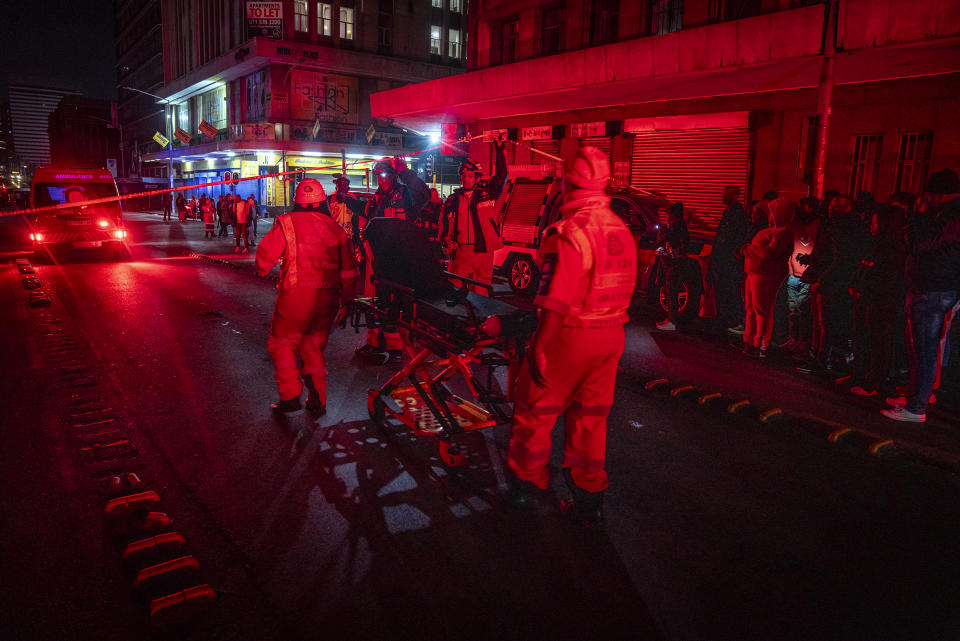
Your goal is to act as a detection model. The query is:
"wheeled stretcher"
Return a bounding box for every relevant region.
[342,218,537,466]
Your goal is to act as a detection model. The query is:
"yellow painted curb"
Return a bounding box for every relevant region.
[759,408,783,422]
[828,427,852,442]
[698,392,722,405]
[644,378,670,391]
[869,439,895,455]
[727,399,750,413]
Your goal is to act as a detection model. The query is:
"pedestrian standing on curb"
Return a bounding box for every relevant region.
[246,193,259,242]
[234,194,250,253]
[782,197,820,354]
[708,185,750,334]
[201,194,215,238]
[220,194,235,239]
[655,201,690,331]
[176,193,186,222]
[162,192,172,221]
[739,198,795,357]
[255,178,359,417]
[882,169,960,423]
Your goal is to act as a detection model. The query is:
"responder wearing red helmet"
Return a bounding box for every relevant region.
[356,156,430,364]
[255,178,359,416]
[440,140,507,292]
[506,146,637,528]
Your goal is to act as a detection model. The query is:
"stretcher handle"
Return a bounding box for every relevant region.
[441,271,495,297]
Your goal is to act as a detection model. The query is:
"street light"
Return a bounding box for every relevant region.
[121,86,174,191]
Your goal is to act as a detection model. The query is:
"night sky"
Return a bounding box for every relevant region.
[0,0,117,101]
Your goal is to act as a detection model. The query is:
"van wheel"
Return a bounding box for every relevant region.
[507,254,538,297]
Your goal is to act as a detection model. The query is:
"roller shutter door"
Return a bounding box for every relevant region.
[578,136,613,160]
[530,139,562,176]
[630,127,750,229]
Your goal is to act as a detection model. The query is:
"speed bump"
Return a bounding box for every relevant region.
[134,555,200,591]
[104,490,161,517]
[122,533,187,565]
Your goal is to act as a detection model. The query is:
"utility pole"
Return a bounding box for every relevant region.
[812,0,837,200]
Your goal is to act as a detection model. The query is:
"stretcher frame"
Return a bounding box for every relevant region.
[343,275,531,466]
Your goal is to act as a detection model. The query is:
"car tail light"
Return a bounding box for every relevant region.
[30,233,44,241]
[98,219,110,228]
[114,229,127,239]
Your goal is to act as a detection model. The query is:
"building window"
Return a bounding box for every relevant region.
[432,0,443,7]
[318,3,332,36]
[245,70,266,123]
[894,131,933,195]
[590,0,619,46]
[379,0,393,52]
[849,134,883,196]
[294,0,309,32]
[340,6,354,39]
[448,29,462,58]
[430,25,442,55]
[651,0,683,35]
[542,7,565,56]
[450,0,463,12]
[200,85,227,131]
[501,20,518,64]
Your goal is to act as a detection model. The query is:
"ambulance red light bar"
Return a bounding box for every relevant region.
[98,219,110,227]
[113,230,127,239]
[30,233,44,241]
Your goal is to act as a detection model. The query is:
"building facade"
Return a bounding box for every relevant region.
[142,0,466,212]
[48,96,121,171]
[7,85,80,181]
[372,0,960,225]
[115,0,165,183]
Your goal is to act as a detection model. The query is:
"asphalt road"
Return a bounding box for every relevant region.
[2,211,959,641]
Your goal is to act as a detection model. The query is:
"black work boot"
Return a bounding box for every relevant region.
[503,470,549,516]
[303,375,326,417]
[561,469,604,530]
[271,397,303,417]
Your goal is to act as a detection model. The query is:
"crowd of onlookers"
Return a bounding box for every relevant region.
[656,169,960,424]
[163,191,261,253]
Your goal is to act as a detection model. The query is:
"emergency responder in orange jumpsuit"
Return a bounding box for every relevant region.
[506,146,637,528]
[355,156,430,364]
[328,174,365,243]
[255,178,359,416]
[441,141,507,292]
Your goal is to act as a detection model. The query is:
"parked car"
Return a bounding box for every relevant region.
[491,177,714,320]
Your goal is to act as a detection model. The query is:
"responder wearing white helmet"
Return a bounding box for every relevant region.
[506,146,637,528]
[440,140,508,292]
[255,177,359,416]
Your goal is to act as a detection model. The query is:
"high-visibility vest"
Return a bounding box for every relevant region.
[545,197,637,327]
[276,211,348,290]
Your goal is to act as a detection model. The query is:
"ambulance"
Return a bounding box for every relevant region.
[29,168,128,259]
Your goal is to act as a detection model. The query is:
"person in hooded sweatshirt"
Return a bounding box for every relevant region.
[739,198,795,357]
[655,201,690,331]
[847,204,907,396]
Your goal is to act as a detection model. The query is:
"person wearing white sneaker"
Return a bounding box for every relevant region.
[888,169,960,425]
[656,320,677,331]
[880,406,926,423]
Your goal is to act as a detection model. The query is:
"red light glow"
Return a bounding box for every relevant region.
[98,220,110,228]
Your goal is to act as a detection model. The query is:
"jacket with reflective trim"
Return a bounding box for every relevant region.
[255,207,359,291]
[534,194,637,327]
